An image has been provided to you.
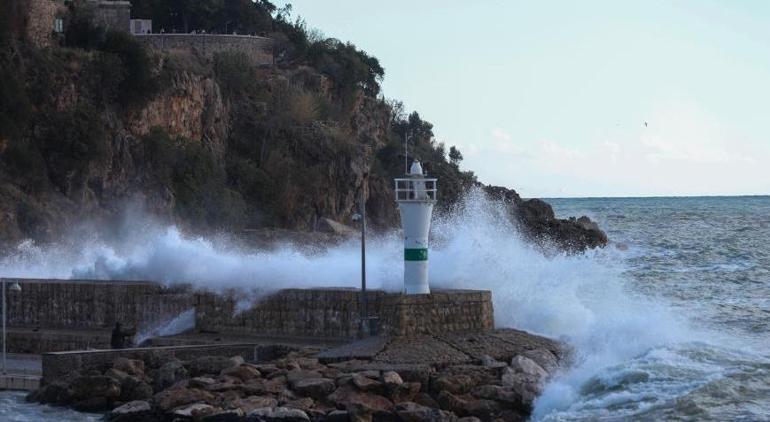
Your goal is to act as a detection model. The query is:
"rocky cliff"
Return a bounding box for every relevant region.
[0,6,606,252]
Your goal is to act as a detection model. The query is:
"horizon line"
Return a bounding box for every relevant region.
[539,194,770,200]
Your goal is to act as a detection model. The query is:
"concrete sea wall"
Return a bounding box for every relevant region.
[2,279,195,330]
[1,279,494,352]
[197,288,494,339]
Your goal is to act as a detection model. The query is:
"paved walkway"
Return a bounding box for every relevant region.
[317,328,564,366]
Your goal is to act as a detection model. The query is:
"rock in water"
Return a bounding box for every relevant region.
[105,400,155,422]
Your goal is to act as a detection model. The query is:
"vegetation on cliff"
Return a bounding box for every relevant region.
[0,0,606,251]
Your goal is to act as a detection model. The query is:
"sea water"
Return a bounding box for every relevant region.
[1,194,768,420]
[536,196,770,421]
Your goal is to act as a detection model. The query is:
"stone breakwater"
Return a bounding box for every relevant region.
[29,329,565,421]
[2,280,494,353]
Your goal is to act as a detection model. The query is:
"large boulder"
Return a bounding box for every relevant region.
[69,375,121,401]
[286,369,323,384]
[72,396,111,412]
[395,401,457,422]
[509,355,548,380]
[155,359,189,390]
[521,349,560,373]
[222,364,262,381]
[32,381,73,405]
[114,358,146,377]
[504,355,548,397]
[120,375,154,401]
[188,356,237,377]
[172,402,218,419]
[472,385,529,412]
[201,408,245,422]
[431,374,476,395]
[381,371,403,386]
[232,396,279,414]
[291,377,336,399]
[153,387,214,412]
[389,382,421,404]
[352,374,383,393]
[189,376,217,389]
[247,406,310,421]
[105,400,158,422]
[245,376,288,395]
[327,385,394,414]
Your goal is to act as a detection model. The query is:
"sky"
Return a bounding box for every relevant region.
[280,0,770,197]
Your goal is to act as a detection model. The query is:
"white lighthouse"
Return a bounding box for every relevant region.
[395,160,437,294]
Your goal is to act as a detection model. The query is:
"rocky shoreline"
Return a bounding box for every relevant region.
[28,330,565,421]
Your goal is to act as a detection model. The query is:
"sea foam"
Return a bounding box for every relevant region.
[0,190,720,419]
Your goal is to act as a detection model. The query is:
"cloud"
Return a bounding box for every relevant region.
[492,128,512,142]
[490,128,527,155]
[639,100,755,165]
[602,141,621,163]
[540,140,586,161]
[452,100,768,196]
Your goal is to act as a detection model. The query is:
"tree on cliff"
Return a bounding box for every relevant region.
[130,0,276,34]
[449,146,463,166]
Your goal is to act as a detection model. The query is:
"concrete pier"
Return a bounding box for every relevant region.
[1,279,494,353]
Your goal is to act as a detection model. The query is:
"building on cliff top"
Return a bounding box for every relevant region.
[24,0,273,66]
[88,0,132,33]
[24,0,67,49]
[24,0,131,47]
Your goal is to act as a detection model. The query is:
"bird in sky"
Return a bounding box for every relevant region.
[644,121,648,127]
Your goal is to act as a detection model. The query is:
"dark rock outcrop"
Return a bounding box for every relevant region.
[485,185,608,251]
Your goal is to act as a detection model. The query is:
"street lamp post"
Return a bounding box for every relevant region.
[353,172,370,337]
[2,280,21,375]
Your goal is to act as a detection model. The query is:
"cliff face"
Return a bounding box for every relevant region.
[128,71,230,162]
[0,39,606,251]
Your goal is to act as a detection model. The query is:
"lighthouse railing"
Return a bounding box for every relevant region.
[395,178,437,201]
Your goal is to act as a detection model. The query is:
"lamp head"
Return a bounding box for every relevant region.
[9,282,21,292]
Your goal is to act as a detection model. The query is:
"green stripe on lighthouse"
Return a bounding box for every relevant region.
[404,248,428,261]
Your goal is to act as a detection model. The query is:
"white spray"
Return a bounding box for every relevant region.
[0,189,706,417]
[134,308,196,346]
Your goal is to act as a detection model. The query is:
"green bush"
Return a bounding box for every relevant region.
[64,1,105,50]
[307,39,384,109]
[35,103,109,192]
[101,30,157,105]
[164,136,245,229]
[0,51,31,142]
[213,51,256,98]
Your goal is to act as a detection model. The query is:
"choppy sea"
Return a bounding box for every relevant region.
[1,194,768,421]
[538,196,770,421]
